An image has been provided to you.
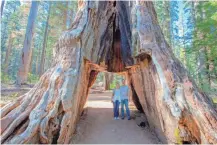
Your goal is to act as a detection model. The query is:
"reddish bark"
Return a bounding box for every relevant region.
[1,1,216,144]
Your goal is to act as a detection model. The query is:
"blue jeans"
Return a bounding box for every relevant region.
[114,100,120,117]
[121,99,130,119]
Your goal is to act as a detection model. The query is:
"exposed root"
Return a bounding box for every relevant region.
[1,57,93,144]
[3,119,29,143]
[57,111,72,143]
[0,94,25,118]
[1,85,42,139]
[39,97,61,143]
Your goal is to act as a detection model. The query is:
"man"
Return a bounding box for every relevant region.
[120,78,130,120]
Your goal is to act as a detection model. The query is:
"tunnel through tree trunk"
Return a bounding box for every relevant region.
[1,1,217,144]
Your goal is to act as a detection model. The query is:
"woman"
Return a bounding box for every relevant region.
[111,82,121,120]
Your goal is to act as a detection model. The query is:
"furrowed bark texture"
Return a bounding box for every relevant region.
[39,2,51,77]
[4,33,14,74]
[16,1,39,85]
[104,72,113,90]
[1,2,90,143]
[129,1,217,143]
[1,1,216,144]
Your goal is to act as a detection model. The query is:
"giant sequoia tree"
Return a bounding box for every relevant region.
[1,1,217,144]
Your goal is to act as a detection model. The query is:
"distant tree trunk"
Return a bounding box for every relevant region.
[63,1,68,30]
[163,1,171,46]
[16,1,39,85]
[35,54,39,75]
[4,33,13,74]
[198,47,210,91]
[29,48,33,75]
[1,0,5,17]
[104,72,113,90]
[1,1,216,144]
[191,2,196,25]
[39,3,51,76]
[197,3,210,92]
[181,14,186,65]
[66,2,72,29]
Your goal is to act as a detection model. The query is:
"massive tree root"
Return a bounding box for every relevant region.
[0,47,96,144]
[129,1,217,143]
[0,2,91,144]
[1,1,217,144]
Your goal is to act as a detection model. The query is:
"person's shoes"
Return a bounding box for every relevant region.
[128,117,131,120]
[114,117,117,120]
[121,117,124,120]
[116,117,120,120]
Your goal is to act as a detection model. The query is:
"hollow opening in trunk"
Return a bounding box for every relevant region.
[103,2,134,73]
[106,28,125,72]
[83,71,145,119]
[73,56,162,143]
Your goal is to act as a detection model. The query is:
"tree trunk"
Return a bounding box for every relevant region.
[197,3,210,92]
[1,1,216,144]
[104,72,113,90]
[1,0,5,17]
[129,1,216,143]
[163,1,171,47]
[39,3,51,77]
[198,47,210,92]
[16,1,39,85]
[35,53,39,75]
[4,33,13,74]
[62,1,68,30]
[191,1,196,25]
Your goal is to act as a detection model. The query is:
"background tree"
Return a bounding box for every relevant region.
[1,1,216,144]
[169,1,179,53]
[104,72,113,90]
[39,2,51,76]
[154,1,217,98]
[1,1,78,84]
[1,1,28,83]
[193,1,217,95]
[1,0,5,16]
[154,1,171,46]
[16,1,39,85]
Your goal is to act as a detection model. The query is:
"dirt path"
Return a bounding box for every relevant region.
[72,90,160,144]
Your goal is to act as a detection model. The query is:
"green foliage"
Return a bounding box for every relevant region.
[1,0,216,98]
[95,72,104,83]
[192,1,217,94]
[155,1,217,96]
[9,93,19,98]
[1,1,30,82]
[109,81,116,90]
[1,1,78,84]
[27,73,39,84]
[109,74,124,90]
[154,1,171,46]
[1,72,11,84]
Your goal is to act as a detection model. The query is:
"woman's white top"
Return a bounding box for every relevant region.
[113,89,121,102]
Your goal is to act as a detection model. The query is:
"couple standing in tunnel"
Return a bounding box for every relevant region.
[111,78,131,120]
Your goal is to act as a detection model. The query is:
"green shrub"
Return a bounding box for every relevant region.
[27,73,39,84]
[1,71,11,84]
[109,81,116,90]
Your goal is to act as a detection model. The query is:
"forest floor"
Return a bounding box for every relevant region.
[1,84,216,143]
[71,89,161,144]
[0,85,161,144]
[0,84,33,107]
